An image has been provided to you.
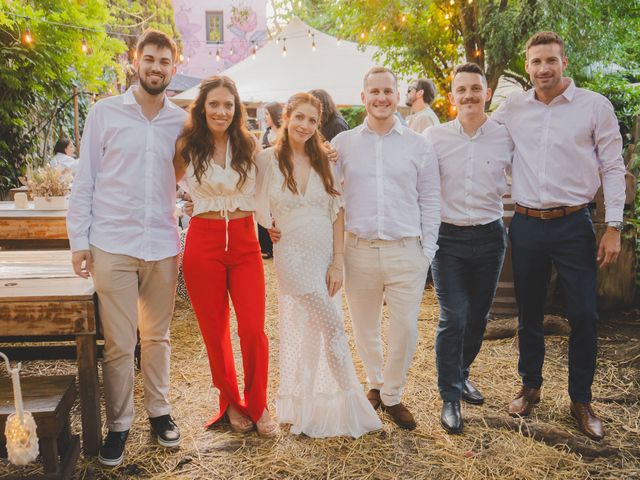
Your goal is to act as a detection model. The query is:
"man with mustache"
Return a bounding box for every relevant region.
[424,63,512,434]
[492,31,625,440]
[67,29,186,466]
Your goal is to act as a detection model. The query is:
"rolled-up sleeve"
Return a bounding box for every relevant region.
[417,140,441,262]
[67,106,101,252]
[594,99,625,222]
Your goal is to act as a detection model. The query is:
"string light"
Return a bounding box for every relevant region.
[282,38,287,57]
[230,46,234,56]
[252,42,257,59]
[450,0,455,5]
[311,34,316,51]
[445,13,450,19]
[381,24,387,31]
[179,53,184,63]
[307,29,312,38]
[475,49,481,57]
[360,31,365,40]
[81,37,88,53]
[22,26,33,45]
[401,14,407,23]
[336,36,341,46]
[215,46,220,62]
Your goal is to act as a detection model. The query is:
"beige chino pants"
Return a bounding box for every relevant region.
[344,233,429,406]
[90,246,178,432]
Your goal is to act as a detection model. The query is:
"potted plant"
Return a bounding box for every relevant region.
[19,165,72,210]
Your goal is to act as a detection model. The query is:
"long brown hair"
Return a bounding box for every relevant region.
[177,75,256,186]
[274,93,339,196]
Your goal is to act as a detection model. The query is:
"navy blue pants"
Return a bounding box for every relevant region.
[432,220,507,401]
[509,208,598,403]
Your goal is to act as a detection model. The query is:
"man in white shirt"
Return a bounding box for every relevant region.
[492,31,625,441]
[67,29,187,466]
[332,66,441,430]
[425,63,512,434]
[405,78,440,133]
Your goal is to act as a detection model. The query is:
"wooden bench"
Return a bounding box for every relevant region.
[0,375,79,480]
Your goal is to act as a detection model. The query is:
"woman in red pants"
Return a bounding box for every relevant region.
[174,76,277,437]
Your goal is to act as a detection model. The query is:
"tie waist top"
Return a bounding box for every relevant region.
[184,139,257,250]
[184,139,257,218]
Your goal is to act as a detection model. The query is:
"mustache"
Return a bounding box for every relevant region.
[459,98,480,104]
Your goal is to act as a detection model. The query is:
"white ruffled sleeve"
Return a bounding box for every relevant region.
[255,148,275,228]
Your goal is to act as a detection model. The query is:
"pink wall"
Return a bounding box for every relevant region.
[172,0,268,78]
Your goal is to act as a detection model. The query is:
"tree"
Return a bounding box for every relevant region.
[0,0,125,192]
[275,0,639,106]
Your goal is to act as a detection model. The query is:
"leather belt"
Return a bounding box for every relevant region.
[515,203,588,220]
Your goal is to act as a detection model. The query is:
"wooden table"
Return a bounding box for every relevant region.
[0,250,100,456]
[0,201,69,249]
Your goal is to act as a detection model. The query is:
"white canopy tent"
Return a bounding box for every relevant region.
[170,17,409,107]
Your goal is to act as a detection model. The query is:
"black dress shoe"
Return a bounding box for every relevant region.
[262,252,273,259]
[149,414,181,447]
[461,379,484,405]
[440,401,463,434]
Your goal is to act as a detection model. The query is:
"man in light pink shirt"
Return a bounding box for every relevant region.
[492,31,625,441]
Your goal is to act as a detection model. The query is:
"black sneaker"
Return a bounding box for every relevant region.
[98,430,129,467]
[149,414,181,447]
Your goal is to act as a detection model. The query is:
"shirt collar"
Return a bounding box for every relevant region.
[358,115,404,136]
[526,78,576,104]
[452,116,491,137]
[124,85,177,111]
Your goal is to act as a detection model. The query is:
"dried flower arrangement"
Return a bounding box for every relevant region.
[19,165,72,198]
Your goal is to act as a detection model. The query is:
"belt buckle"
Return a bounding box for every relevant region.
[539,210,552,220]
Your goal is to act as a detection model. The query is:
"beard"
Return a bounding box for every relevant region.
[139,73,170,96]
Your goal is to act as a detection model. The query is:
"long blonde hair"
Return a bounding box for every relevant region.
[274,93,339,196]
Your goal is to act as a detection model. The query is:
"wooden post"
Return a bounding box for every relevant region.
[73,87,80,153]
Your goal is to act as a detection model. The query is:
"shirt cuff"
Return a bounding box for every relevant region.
[604,208,624,223]
[69,236,90,252]
[422,247,435,265]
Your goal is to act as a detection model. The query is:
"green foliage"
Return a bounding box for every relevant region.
[277,0,640,116]
[0,0,125,192]
[583,73,640,148]
[338,106,365,129]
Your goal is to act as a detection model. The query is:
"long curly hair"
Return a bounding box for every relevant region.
[177,75,256,186]
[274,93,338,197]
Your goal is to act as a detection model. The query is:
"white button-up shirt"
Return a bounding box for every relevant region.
[425,117,513,226]
[67,86,187,260]
[492,79,625,222]
[332,117,441,262]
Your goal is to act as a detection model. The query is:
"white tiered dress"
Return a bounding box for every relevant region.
[256,148,382,438]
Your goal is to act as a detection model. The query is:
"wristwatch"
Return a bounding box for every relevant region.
[606,221,624,232]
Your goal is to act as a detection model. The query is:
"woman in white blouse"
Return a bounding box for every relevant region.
[256,93,382,438]
[49,138,78,174]
[173,76,277,437]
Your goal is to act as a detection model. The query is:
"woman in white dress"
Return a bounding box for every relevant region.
[256,93,382,438]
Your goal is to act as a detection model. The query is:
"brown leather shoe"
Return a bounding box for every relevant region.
[508,387,541,417]
[367,389,381,410]
[570,401,604,441]
[382,402,417,430]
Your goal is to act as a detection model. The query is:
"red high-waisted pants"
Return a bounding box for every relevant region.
[183,215,268,426]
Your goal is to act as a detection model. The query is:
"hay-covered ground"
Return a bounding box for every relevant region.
[2,259,639,479]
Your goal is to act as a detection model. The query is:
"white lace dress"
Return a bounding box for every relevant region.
[256,148,382,438]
